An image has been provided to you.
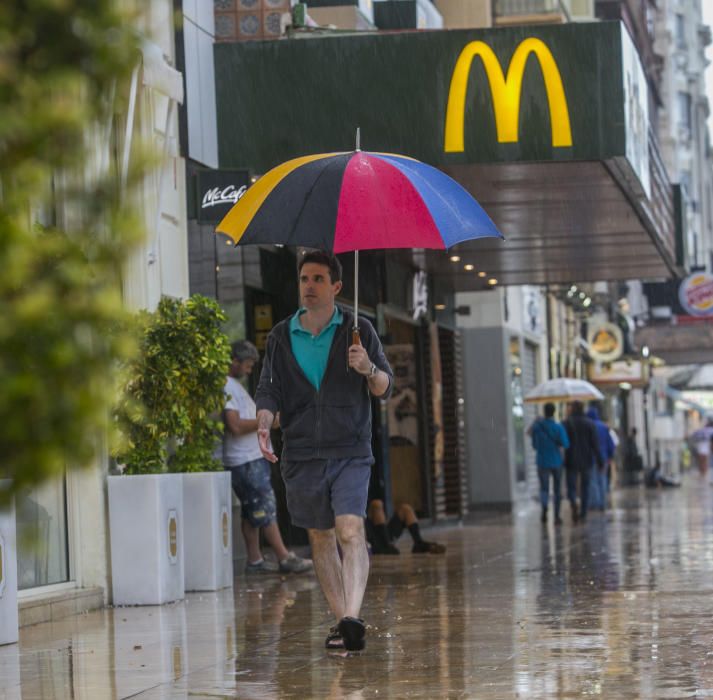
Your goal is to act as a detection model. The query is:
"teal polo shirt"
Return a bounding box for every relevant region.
[289,307,343,390]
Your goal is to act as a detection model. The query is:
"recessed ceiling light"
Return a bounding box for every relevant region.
[464,264,474,271]
[435,304,446,310]
[450,255,461,262]
[488,278,498,285]
[478,271,487,278]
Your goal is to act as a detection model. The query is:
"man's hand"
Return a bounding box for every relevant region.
[258,429,278,463]
[348,343,372,375]
[257,409,278,463]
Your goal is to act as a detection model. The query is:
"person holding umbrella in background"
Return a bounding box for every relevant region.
[254,250,393,653]
[563,401,604,523]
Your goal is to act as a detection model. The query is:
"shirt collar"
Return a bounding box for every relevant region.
[290,306,343,336]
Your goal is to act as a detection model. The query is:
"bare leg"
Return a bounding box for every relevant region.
[309,528,345,621]
[335,514,369,619]
[368,499,387,525]
[396,503,417,527]
[262,521,290,562]
[241,519,262,563]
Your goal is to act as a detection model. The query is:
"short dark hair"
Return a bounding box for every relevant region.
[298,250,342,283]
[544,403,555,418]
[231,340,259,362]
[570,400,584,416]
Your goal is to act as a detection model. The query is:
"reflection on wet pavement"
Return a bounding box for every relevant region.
[5,479,713,698]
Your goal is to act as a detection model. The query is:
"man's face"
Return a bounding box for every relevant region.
[231,357,255,378]
[299,262,342,311]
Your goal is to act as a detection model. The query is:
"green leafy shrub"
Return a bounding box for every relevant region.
[115,295,231,474]
[0,2,143,504]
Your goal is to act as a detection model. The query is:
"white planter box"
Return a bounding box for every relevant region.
[0,495,18,645]
[108,474,184,606]
[183,471,233,591]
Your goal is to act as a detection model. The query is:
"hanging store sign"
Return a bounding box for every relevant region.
[678,272,713,317]
[587,322,624,362]
[196,169,250,223]
[589,360,647,386]
[445,37,572,153]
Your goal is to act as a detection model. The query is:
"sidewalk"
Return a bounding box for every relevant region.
[4,477,713,698]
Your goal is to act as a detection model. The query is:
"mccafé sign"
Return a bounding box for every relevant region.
[445,37,572,153]
[196,169,250,223]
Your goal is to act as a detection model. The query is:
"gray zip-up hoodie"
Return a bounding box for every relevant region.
[255,308,393,462]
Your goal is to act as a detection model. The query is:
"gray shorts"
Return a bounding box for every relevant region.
[280,457,372,530]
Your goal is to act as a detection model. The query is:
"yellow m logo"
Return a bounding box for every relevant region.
[444,37,573,153]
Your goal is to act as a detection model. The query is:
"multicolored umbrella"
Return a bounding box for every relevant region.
[216,151,501,252]
[216,135,503,328]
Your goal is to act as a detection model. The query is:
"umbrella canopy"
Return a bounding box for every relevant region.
[216,150,502,252]
[524,378,605,404]
[669,364,713,392]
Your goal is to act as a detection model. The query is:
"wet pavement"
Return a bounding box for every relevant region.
[4,477,713,699]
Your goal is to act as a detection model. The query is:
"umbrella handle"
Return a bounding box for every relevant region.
[347,326,361,372]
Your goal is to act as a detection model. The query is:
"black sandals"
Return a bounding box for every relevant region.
[338,616,366,652]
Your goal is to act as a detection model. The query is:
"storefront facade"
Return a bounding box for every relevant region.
[210,20,679,511]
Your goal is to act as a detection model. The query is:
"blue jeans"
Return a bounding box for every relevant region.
[566,468,591,518]
[588,466,608,510]
[537,468,562,514]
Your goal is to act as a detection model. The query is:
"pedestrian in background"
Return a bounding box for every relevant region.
[689,418,713,476]
[564,401,604,523]
[531,403,569,525]
[586,406,616,510]
[222,340,312,575]
[255,250,393,653]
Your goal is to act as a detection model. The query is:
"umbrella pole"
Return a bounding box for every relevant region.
[352,125,362,349]
[352,250,361,347]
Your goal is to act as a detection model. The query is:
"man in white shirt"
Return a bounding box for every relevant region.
[223,340,312,574]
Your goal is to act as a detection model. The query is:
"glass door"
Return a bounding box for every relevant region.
[16,477,70,589]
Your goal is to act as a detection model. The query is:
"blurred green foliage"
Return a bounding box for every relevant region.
[0,2,145,504]
[115,296,231,474]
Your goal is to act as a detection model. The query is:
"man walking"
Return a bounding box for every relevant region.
[222,340,312,575]
[563,401,603,523]
[531,403,569,525]
[255,251,393,653]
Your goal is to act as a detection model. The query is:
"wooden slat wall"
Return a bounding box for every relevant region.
[418,326,446,520]
[419,325,468,520]
[440,328,469,517]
